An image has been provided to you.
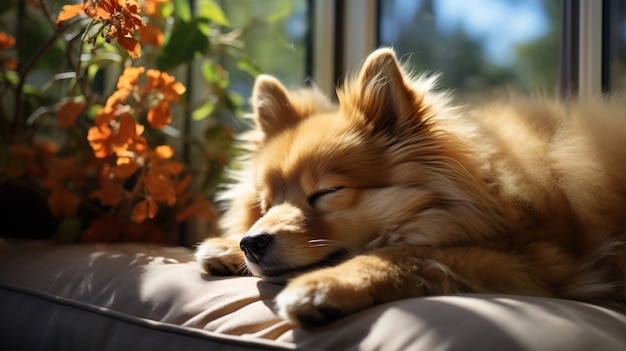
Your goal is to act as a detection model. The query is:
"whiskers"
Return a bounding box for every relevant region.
[307,239,363,254]
[234,262,252,276]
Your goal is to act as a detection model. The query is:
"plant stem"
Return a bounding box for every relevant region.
[73,22,106,105]
[13,32,60,136]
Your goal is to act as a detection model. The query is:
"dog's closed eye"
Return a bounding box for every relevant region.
[308,187,345,207]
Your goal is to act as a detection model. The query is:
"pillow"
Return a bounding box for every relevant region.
[1,239,625,350]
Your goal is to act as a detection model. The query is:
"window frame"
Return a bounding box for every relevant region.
[314,0,609,98]
[578,0,604,97]
[311,0,378,96]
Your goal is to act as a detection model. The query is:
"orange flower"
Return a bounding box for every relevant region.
[4,144,34,177]
[88,0,145,58]
[90,165,124,206]
[145,69,186,102]
[138,25,164,47]
[111,113,138,147]
[47,156,86,188]
[56,101,85,128]
[124,127,148,155]
[155,145,174,159]
[6,142,58,177]
[117,36,142,59]
[132,198,158,223]
[142,0,168,17]
[151,158,183,177]
[38,156,86,218]
[116,66,145,92]
[147,101,171,128]
[48,184,78,218]
[111,157,140,179]
[94,104,118,127]
[81,216,123,242]
[88,124,113,158]
[0,32,15,49]
[88,114,147,159]
[2,59,16,70]
[82,216,168,243]
[175,173,193,194]
[56,3,85,26]
[143,70,185,129]
[57,0,146,59]
[91,180,123,207]
[176,196,216,222]
[96,67,144,127]
[144,173,177,205]
[0,32,17,69]
[122,220,167,243]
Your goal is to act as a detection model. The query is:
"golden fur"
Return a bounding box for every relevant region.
[196,48,626,327]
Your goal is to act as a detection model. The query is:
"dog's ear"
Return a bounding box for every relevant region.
[251,75,298,139]
[356,48,421,135]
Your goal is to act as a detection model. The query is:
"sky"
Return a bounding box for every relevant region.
[385,0,550,65]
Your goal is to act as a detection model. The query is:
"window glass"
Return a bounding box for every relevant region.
[222,0,309,98]
[606,0,626,93]
[379,0,561,98]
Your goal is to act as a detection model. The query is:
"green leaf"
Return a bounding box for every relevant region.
[224,90,244,112]
[197,0,230,26]
[85,105,103,120]
[192,100,215,121]
[236,57,261,77]
[227,90,244,107]
[22,84,42,97]
[85,52,124,68]
[3,70,19,85]
[196,20,211,36]
[201,60,229,88]
[172,0,191,22]
[160,0,174,18]
[157,19,209,70]
[268,0,293,23]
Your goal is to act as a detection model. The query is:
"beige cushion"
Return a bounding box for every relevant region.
[1,239,625,350]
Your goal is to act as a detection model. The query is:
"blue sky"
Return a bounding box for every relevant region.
[386,0,550,65]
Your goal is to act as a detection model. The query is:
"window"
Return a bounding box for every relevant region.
[1,0,620,245]
[221,0,310,93]
[317,0,625,100]
[605,0,626,92]
[379,0,561,97]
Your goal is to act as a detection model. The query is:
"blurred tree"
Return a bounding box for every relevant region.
[514,0,561,93]
[380,0,560,98]
[221,0,307,98]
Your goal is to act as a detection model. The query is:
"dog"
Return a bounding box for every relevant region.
[195,48,626,327]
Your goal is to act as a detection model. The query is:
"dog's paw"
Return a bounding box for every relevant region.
[275,269,374,327]
[195,237,245,275]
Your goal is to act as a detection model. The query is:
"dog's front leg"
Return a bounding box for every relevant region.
[195,237,246,276]
[276,245,554,326]
[275,249,423,327]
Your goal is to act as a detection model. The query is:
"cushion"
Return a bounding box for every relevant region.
[1,239,625,350]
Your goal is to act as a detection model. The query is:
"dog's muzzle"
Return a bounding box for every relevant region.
[240,232,273,263]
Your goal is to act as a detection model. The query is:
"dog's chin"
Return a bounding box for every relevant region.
[245,249,351,284]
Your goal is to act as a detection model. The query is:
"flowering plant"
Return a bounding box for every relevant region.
[0,0,252,244]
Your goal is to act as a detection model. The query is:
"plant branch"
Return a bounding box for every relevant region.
[37,0,57,29]
[73,22,107,105]
[13,31,60,136]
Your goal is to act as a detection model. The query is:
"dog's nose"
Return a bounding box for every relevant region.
[240,232,273,263]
